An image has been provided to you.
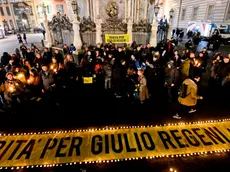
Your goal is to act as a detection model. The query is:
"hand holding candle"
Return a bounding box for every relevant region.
[8,84,15,93]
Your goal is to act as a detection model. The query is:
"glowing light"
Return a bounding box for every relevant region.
[17,73,23,79]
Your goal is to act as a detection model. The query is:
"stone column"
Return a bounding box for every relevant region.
[131,0,134,22]
[73,16,82,49]
[44,19,52,47]
[43,4,52,48]
[127,0,132,18]
[150,15,157,47]
[167,17,172,40]
[127,18,133,45]
[95,0,100,17]
[96,16,102,44]
[136,0,140,22]
[86,0,90,17]
[144,0,148,20]
[133,0,137,23]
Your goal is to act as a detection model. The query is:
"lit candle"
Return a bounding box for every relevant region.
[9,86,14,92]
[50,65,54,70]
[8,84,15,93]
[17,73,23,79]
[54,69,57,73]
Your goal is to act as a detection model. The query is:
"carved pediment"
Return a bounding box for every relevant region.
[133,19,151,33]
[102,17,127,32]
[80,17,96,32]
[49,14,73,31]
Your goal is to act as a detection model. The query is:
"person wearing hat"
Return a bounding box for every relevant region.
[4,72,24,104]
[165,61,179,103]
[40,63,55,95]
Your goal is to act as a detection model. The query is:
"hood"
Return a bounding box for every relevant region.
[167,61,175,69]
[184,78,197,88]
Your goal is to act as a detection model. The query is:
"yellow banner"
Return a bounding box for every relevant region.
[105,34,130,43]
[83,77,93,84]
[0,121,230,167]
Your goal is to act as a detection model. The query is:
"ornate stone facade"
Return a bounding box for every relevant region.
[80,17,96,32]
[99,0,125,22]
[101,17,127,32]
[49,13,73,31]
[67,0,165,45]
[133,19,151,32]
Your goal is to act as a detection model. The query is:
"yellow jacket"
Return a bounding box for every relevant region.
[178,79,201,106]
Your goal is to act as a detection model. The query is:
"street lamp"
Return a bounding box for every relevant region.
[150,5,160,47]
[71,0,77,14]
[169,8,174,19]
[71,0,80,21]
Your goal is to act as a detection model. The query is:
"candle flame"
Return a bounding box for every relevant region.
[17,73,23,78]
[8,85,15,93]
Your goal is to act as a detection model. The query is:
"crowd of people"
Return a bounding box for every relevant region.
[0,38,229,118]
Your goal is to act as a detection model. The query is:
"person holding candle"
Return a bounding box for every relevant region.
[34,52,45,72]
[4,72,24,105]
[40,64,55,95]
[26,69,41,101]
[50,57,59,75]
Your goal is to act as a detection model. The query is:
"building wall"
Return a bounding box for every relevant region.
[33,0,67,26]
[165,0,230,30]
[0,0,67,32]
[0,1,16,30]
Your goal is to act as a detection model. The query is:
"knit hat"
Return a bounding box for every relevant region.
[6,72,14,77]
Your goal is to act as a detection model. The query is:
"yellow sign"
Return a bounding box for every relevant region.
[105,34,130,43]
[83,77,93,84]
[0,121,230,167]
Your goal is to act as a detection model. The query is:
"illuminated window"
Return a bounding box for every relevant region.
[36,5,43,17]
[2,0,8,4]
[56,4,64,14]
[47,5,52,14]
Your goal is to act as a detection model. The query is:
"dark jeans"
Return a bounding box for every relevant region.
[177,103,195,116]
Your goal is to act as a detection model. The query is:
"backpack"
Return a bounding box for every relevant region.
[179,83,190,98]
